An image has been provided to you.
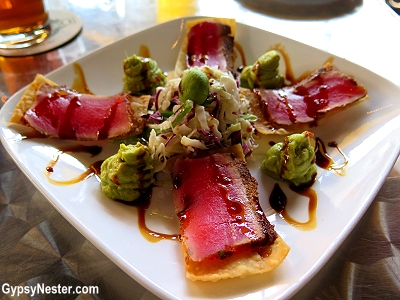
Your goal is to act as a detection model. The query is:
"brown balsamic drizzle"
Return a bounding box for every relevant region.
[315,137,348,175]
[288,179,318,231]
[269,183,317,231]
[285,186,317,231]
[71,63,93,94]
[134,193,180,243]
[45,144,179,243]
[46,159,103,185]
[58,145,102,156]
[45,145,102,185]
[268,137,347,230]
[315,137,333,169]
[269,183,286,213]
[295,77,329,121]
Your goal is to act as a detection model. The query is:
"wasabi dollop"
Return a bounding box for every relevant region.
[122,54,167,95]
[261,131,317,186]
[178,67,209,105]
[240,50,284,89]
[100,143,154,201]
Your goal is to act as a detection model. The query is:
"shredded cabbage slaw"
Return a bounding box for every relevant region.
[147,66,257,172]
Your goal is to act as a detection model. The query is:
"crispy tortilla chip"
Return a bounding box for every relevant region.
[184,236,290,282]
[10,74,57,125]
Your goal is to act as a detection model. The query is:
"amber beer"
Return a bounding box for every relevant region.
[0,0,48,34]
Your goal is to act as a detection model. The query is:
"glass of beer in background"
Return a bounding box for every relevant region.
[0,0,51,49]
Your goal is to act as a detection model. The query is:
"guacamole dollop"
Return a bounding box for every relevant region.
[100,143,154,201]
[122,54,167,95]
[178,67,209,105]
[261,131,317,186]
[240,50,284,89]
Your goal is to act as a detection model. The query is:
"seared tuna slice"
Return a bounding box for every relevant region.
[186,21,234,72]
[174,18,236,77]
[171,145,289,281]
[24,84,149,140]
[255,64,368,126]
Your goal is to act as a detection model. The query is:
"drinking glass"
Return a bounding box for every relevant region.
[0,0,51,49]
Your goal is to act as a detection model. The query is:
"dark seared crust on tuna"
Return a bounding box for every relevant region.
[242,87,293,135]
[231,156,278,248]
[219,26,235,74]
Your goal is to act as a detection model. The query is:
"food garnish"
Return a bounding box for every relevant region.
[100,143,154,202]
[122,54,167,96]
[261,131,317,187]
[178,67,209,105]
[148,65,257,172]
[240,50,284,89]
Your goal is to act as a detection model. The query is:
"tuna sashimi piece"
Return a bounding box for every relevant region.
[255,64,368,126]
[172,147,277,263]
[174,18,236,77]
[186,21,234,72]
[24,84,145,140]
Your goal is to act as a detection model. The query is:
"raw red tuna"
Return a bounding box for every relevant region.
[24,84,135,140]
[172,149,277,262]
[186,21,234,72]
[255,64,368,126]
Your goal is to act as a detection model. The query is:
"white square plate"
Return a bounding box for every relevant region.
[1,17,400,300]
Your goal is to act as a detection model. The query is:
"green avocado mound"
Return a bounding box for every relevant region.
[122,54,167,95]
[261,131,317,186]
[100,143,154,202]
[240,50,284,89]
[178,67,209,105]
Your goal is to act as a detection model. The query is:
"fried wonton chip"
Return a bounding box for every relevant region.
[10,74,57,125]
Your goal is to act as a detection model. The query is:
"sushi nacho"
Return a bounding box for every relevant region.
[7,17,369,283]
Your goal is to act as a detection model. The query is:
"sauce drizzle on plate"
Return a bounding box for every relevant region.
[270,183,317,231]
[269,137,347,230]
[133,194,180,243]
[45,145,102,185]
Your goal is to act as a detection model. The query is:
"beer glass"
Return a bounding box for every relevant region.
[0,0,51,49]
